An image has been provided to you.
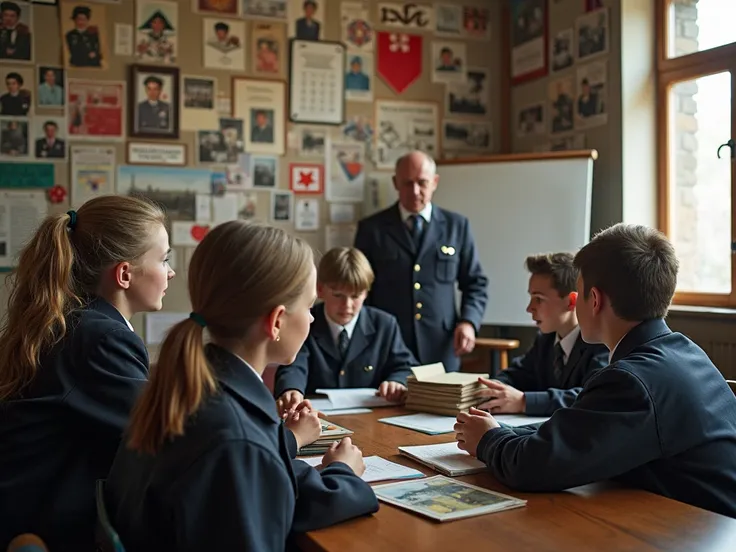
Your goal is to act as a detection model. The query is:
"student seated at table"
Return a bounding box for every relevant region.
[476,253,607,416]
[105,222,378,550]
[274,247,416,415]
[454,223,736,518]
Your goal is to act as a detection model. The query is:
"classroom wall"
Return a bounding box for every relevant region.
[0,0,502,356]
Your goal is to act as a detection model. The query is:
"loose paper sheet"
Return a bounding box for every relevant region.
[0,191,48,267]
[297,455,425,483]
[145,312,189,345]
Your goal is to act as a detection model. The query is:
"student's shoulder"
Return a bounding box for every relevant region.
[70,304,145,351]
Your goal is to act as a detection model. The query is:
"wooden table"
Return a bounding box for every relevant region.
[298,408,736,552]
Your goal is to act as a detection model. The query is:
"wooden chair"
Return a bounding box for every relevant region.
[727,380,736,396]
[462,337,521,375]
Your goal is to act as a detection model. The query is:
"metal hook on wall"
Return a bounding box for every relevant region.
[717,139,735,159]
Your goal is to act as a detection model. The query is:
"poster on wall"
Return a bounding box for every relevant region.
[340,1,373,51]
[376,3,434,32]
[289,40,345,125]
[435,4,491,40]
[509,0,547,85]
[376,31,422,94]
[288,0,323,40]
[442,119,492,152]
[202,17,245,70]
[242,0,287,20]
[181,74,218,131]
[551,28,573,72]
[374,99,438,170]
[1,66,33,116]
[251,22,286,77]
[0,191,47,269]
[233,77,286,155]
[2,0,33,63]
[576,8,608,62]
[70,145,115,207]
[294,197,320,231]
[60,2,109,69]
[325,139,365,203]
[135,0,178,64]
[66,79,125,141]
[344,52,373,103]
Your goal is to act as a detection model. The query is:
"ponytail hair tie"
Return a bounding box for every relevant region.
[189,312,207,328]
[66,210,77,230]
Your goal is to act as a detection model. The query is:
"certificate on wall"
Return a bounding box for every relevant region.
[233,77,286,155]
[289,39,346,125]
[70,145,116,207]
[374,99,439,170]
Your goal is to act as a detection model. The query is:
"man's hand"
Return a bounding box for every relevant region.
[476,377,525,413]
[454,321,476,356]
[377,381,408,403]
[276,390,304,418]
[284,403,321,450]
[454,407,500,457]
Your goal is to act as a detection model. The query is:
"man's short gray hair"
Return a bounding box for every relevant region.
[394,150,437,175]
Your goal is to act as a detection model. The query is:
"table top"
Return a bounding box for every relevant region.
[298,408,736,552]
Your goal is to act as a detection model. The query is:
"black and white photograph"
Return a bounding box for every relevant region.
[242,0,287,20]
[435,3,462,36]
[510,0,546,83]
[576,7,608,61]
[0,0,32,62]
[0,116,29,158]
[181,75,217,131]
[445,67,488,117]
[575,60,607,128]
[203,17,245,70]
[251,155,278,188]
[442,119,492,152]
[271,190,293,222]
[33,116,66,160]
[219,117,244,161]
[516,103,544,137]
[289,0,321,40]
[298,126,326,156]
[197,129,227,163]
[431,41,467,84]
[551,28,573,72]
[130,64,179,139]
[37,66,64,108]
[548,76,574,134]
[1,67,32,116]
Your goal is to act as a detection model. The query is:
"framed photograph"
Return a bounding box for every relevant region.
[431,41,467,84]
[0,0,32,62]
[271,190,293,223]
[127,141,186,165]
[0,117,30,159]
[232,77,286,155]
[445,67,488,117]
[33,116,67,161]
[344,52,373,103]
[203,17,245,71]
[135,0,178,64]
[548,76,574,134]
[516,103,545,137]
[551,28,574,72]
[242,0,287,20]
[1,67,33,116]
[575,60,608,129]
[252,22,286,77]
[289,39,345,125]
[294,197,320,231]
[251,155,279,188]
[442,119,492,152]
[374,99,439,170]
[37,66,65,108]
[67,79,125,141]
[288,0,322,40]
[289,162,323,194]
[129,64,179,139]
[297,126,326,156]
[510,0,547,85]
[181,74,217,131]
[576,8,608,61]
[192,0,238,15]
[60,2,109,69]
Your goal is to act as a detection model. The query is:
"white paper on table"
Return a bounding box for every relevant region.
[398,442,486,475]
[195,194,212,222]
[212,192,240,224]
[321,408,372,415]
[314,388,399,410]
[0,191,48,267]
[494,414,550,427]
[379,413,456,435]
[145,312,189,345]
[328,203,355,224]
[297,455,425,483]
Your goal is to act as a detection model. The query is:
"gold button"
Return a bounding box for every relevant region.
[414,282,421,290]
[339,370,345,376]
[364,365,374,372]
[416,302,422,309]
[415,313,422,320]
[414,264,421,272]
[441,246,447,254]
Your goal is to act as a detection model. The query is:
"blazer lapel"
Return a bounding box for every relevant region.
[417,207,446,260]
[560,335,586,387]
[384,203,415,256]
[343,310,376,366]
[312,305,342,361]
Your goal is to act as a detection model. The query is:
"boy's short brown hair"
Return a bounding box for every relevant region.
[317,247,374,293]
[573,223,678,321]
[525,252,577,297]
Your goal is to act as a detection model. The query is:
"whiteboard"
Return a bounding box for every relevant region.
[434,153,595,327]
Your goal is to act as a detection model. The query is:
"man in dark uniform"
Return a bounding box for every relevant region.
[0,71,30,115]
[137,75,170,133]
[250,110,273,143]
[295,0,320,41]
[0,1,31,61]
[66,5,102,68]
[35,120,65,159]
[354,151,488,372]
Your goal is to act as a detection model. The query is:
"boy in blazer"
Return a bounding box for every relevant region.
[477,253,607,416]
[275,247,417,415]
[454,224,736,518]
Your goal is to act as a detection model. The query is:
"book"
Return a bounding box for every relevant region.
[398,442,486,476]
[313,388,400,410]
[403,363,489,416]
[373,475,527,522]
[297,455,426,483]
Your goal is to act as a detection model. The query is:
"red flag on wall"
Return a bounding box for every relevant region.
[376,31,422,94]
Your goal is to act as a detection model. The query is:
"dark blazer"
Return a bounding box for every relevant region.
[354,203,488,372]
[477,318,736,518]
[105,344,379,551]
[0,298,149,552]
[274,304,417,397]
[494,330,608,416]
[296,17,320,40]
[35,138,66,159]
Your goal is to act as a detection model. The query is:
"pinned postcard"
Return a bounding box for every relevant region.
[171,221,210,247]
[326,140,365,203]
[295,198,320,231]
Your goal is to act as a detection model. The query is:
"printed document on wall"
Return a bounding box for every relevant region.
[0,191,48,267]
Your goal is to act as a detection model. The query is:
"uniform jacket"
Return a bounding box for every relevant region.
[106,344,378,551]
[66,27,102,67]
[354,203,488,372]
[274,304,416,397]
[35,138,66,159]
[478,318,736,519]
[0,298,149,551]
[495,330,608,415]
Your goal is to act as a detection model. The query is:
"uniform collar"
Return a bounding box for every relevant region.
[554,325,580,362]
[324,308,360,343]
[609,318,672,363]
[398,202,432,225]
[87,297,134,332]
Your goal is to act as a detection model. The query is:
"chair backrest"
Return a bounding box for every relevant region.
[727,380,736,396]
[6,534,48,552]
[95,479,126,552]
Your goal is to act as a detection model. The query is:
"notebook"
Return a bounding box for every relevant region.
[398,442,486,477]
[297,455,426,483]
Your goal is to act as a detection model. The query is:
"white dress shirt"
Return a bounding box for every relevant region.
[398,202,433,228]
[325,309,360,345]
[554,325,580,365]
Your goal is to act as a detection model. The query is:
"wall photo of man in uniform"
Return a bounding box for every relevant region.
[61,4,107,69]
[0,70,31,116]
[131,65,179,139]
[0,1,32,62]
[33,117,66,160]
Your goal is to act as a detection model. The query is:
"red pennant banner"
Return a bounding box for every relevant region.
[376,31,422,94]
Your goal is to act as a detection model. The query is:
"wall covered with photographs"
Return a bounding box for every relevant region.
[0,0,501,347]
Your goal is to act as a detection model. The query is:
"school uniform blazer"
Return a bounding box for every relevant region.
[477,318,736,518]
[0,298,149,552]
[494,331,608,416]
[105,344,379,552]
[354,203,488,372]
[274,304,417,397]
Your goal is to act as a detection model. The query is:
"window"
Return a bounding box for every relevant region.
[658,0,736,306]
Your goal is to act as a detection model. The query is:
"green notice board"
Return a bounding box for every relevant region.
[0,163,55,189]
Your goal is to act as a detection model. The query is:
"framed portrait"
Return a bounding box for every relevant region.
[251,155,279,188]
[192,0,238,15]
[129,64,180,139]
[288,0,321,40]
[289,39,345,125]
[32,115,67,161]
[1,67,33,116]
[60,2,110,70]
[0,117,30,159]
[271,190,293,223]
[232,77,285,155]
[0,0,32,63]
[251,22,286,77]
[135,0,179,64]
[243,0,287,20]
[431,41,467,85]
[37,66,65,108]
[67,79,125,141]
[203,17,245,71]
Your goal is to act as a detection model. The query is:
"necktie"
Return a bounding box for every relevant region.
[410,214,424,247]
[338,328,349,357]
[553,342,565,383]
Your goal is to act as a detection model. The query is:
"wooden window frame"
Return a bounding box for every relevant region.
[656,0,736,307]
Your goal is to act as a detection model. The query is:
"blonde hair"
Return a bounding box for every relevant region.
[127,220,314,454]
[317,247,374,293]
[0,195,166,401]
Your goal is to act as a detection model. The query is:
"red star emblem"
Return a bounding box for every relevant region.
[298,171,314,187]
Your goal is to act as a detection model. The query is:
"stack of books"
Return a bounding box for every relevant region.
[404,363,487,416]
[298,419,354,455]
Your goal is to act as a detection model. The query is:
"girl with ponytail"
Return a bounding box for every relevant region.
[0,195,175,552]
[106,220,378,551]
